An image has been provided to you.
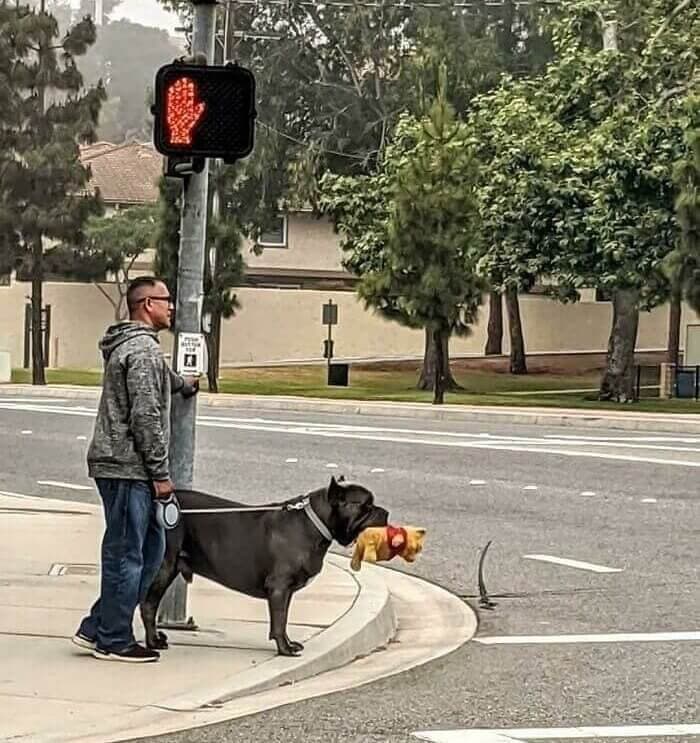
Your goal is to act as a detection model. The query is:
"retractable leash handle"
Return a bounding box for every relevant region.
[155,494,181,530]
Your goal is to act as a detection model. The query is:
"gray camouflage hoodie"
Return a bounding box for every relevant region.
[87,321,183,481]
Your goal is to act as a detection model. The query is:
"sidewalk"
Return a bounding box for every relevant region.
[0,491,398,743]
[2,383,699,433]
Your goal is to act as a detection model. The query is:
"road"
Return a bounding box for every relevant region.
[1,394,698,743]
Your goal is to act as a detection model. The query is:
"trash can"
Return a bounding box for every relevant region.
[0,350,11,384]
[675,367,698,399]
[327,363,349,387]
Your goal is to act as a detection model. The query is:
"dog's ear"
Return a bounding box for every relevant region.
[328,475,345,503]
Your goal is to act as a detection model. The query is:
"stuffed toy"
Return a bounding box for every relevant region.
[350,525,426,571]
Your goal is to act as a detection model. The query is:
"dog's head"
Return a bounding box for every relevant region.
[325,476,389,547]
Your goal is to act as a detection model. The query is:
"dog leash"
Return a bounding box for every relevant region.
[156,496,333,541]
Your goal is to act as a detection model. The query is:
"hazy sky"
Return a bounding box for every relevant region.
[113,0,183,35]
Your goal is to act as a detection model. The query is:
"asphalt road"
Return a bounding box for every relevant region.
[0,395,698,743]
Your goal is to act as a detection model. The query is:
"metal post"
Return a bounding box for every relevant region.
[157,0,217,629]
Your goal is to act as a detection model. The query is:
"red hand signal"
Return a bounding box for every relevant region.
[166,77,206,146]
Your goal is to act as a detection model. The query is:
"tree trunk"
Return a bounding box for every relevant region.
[206,309,222,393]
[667,288,681,367]
[31,236,46,385]
[505,286,527,374]
[485,290,503,356]
[599,288,640,403]
[432,326,445,405]
[418,327,461,391]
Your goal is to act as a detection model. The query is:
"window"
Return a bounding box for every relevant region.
[258,215,288,248]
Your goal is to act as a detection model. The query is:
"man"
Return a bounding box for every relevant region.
[73,276,198,663]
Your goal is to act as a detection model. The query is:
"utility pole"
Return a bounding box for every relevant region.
[157,0,217,629]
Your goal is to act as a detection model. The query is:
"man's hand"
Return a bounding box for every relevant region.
[153,479,176,500]
[181,377,200,399]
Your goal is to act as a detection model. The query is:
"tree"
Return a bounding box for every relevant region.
[468,83,566,374]
[0,2,104,384]
[56,206,158,320]
[667,105,700,332]
[537,0,696,401]
[324,72,484,403]
[79,20,182,142]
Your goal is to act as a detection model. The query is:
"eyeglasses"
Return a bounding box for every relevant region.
[135,295,174,305]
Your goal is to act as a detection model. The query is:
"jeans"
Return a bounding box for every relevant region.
[78,479,165,652]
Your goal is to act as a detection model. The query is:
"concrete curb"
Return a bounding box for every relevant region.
[2,383,699,433]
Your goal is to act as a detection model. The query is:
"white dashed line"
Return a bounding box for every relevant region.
[370,468,385,473]
[325,463,338,469]
[523,554,623,574]
[413,723,700,741]
[469,479,486,486]
[37,480,93,492]
[580,491,597,497]
[474,631,700,645]
[641,497,658,503]
[21,430,32,435]
[285,458,298,463]
[523,485,538,491]
[76,435,87,441]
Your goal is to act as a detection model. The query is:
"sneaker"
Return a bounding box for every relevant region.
[72,632,97,651]
[92,643,160,663]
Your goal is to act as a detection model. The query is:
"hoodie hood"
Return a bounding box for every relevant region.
[99,322,159,361]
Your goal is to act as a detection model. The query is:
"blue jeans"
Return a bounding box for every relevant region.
[78,479,165,652]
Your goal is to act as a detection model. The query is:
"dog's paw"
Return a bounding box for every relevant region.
[149,630,169,650]
[275,639,302,657]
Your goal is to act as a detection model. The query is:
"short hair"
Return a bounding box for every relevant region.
[126,276,164,313]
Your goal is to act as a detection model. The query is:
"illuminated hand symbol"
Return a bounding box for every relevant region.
[166,77,206,146]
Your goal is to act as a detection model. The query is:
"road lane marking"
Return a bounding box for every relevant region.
[469,479,486,486]
[326,463,338,468]
[413,724,700,741]
[371,468,385,473]
[21,430,32,435]
[523,485,538,491]
[580,490,597,496]
[285,457,298,463]
[641,497,658,503]
[523,554,622,573]
[37,480,93,491]
[474,631,700,645]
[4,402,700,468]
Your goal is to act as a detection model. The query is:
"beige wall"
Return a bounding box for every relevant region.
[243,214,345,272]
[2,278,699,370]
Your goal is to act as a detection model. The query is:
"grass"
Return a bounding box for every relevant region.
[11,364,700,413]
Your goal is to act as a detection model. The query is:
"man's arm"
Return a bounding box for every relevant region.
[126,351,171,484]
[169,368,200,398]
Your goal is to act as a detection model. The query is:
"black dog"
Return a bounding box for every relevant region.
[140,477,389,656]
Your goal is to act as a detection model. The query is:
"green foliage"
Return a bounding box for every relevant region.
[323,71,484,338]
[0,2,105,270]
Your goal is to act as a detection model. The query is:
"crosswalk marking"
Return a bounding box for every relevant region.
[413,723,700,741]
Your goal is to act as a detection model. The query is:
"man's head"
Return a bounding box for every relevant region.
[126,277,173,331]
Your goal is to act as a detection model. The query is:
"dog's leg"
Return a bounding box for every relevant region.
[284,591,304,653]
[140,547,180,650]
[266,583,300,656]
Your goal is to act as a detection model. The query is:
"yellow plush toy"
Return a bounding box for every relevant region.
[350,525,426,571]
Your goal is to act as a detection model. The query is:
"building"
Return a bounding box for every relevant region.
[0,143,698,370]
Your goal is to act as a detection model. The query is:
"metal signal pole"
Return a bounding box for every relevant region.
[157,0,217,629]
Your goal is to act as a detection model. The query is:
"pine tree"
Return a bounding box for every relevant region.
[0,1,104,384]
[360,68,484,404]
